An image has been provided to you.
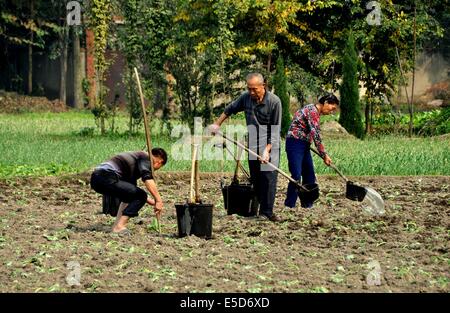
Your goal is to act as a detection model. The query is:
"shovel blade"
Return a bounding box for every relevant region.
[362,187,385,215]
[345,181,367,202]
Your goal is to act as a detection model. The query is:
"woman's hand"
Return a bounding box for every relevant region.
[323,154,332,166]
[147,198,156,206]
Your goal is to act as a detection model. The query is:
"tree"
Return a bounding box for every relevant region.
[167,0,238,130]
[118,0,146,134]
[112,0,445,134]
[339,31,364,139]
[275,1,444,130]
[348,1,444,134]
[72,26,83,109]
[27,0,34,95]
[59,24,68,105]
[118,0,174,134]
[273,56,290,137]
[88,0,112,135]
[0,0,59,94]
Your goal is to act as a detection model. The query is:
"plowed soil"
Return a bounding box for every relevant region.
[0,173,448,293]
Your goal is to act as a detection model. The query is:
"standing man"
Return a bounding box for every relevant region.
[90,148,168,234]
[210,73,282,222]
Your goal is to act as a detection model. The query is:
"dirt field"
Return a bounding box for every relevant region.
[0,173,448,293]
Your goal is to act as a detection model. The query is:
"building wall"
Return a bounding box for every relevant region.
[104,50,126,108]
[396,52,450,105]
[0,44,77,107]
[0,39,126,110]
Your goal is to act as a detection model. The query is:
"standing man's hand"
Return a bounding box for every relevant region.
[324,154,332,166]
[147,198,156,206]
[260,145,271,164]
[210,113,228,135]
[208,124,220,135]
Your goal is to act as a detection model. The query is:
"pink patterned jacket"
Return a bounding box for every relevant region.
[286,104,327,158]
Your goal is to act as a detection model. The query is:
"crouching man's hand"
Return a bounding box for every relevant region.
[154,201,163,218]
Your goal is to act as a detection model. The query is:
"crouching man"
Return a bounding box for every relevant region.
[90,148,168,234]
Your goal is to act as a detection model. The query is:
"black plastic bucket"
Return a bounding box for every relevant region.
[298,183,320,207]
[175,203,213,239]
[222,183,257,217]
[102,194,121,217]
[345,181,367,201]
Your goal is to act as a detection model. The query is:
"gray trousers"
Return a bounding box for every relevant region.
[248,159,278,217]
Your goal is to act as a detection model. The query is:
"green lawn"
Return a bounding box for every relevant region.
[0,111,449,178]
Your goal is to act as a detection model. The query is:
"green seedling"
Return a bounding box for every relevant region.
[330,273,345,284]
[309,286,329,293]
[48,284,61,292]
[223,236,235,244]
[147,217,161,233]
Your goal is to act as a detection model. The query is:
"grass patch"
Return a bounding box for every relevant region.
[0,111,449,178]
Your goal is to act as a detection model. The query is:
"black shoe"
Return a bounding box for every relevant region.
[257,213,281,223]
[244,215,261,220]
[268,213,281,222]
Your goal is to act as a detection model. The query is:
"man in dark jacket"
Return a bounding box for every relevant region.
[210,73,282,222]
[90,148,168,234]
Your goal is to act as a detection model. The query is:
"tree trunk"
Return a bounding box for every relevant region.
[60,27,68,105]
[99,82,105,135]
[409,5,417,138]
[129,109,133,134]
[370,99,374,132]
[219,37,228,94]
[73,27,83,109]
[28,37,33,95]
[365,99,371,134]
[85,29,96,108]
[27,0,34,95]
[101,116,105,135]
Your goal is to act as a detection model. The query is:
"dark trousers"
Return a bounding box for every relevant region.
[248,159,278,217]
[284,137,316,208]
[90,169,147,217]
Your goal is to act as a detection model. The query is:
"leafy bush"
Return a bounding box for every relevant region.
[371,108,450,136]
[417,107,450,136]
[274,57,291,137]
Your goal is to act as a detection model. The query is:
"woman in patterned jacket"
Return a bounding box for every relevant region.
[284,93,339,209]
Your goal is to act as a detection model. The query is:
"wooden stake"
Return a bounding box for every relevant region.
[195,151,200,203]
[410,3,417,138]
[232,141,244,182]
[134,67,160,233]
[134,67,155,176]
[190,144,199,204]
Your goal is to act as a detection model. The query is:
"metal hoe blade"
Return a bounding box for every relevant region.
[309,147,385,214]
[361,187,385,216]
